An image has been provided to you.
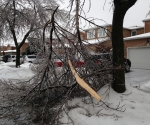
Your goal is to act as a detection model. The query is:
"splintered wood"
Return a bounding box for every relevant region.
[68,60,101,102]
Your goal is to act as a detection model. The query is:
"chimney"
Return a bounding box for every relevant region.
[143,18,150,33]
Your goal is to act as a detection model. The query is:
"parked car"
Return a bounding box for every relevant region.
[40,53,131,72]
[53,58,64,67]
[2,55,10,62]
[23,55,37,63]
[0,56,3,61]
[52,55,84,68]
[90,53,131,72]
[7,55,16,62]
[2,55,23,64]
[90,53,112,64]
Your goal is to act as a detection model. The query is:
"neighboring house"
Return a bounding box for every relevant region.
[0,44,16,56]
[0,42,29,56]
[3,50,16,55]
[2,44,16,51]
[124,18,150,69]
[82,24,133,53]
[82,18,150,69]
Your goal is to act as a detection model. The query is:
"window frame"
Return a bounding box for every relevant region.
[98,28,107,38]
[131,30,136,36]
[87,29,95,39]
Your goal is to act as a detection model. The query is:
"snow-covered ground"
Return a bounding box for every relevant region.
[61,69,150,125]
[0,62,34,81]
[0,62,150,125]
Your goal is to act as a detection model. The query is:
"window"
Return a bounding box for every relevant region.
[98,28,106,37]
[131,30,136,36]
[87,29,95,39]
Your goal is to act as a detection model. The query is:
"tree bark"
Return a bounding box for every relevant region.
[16,47,21,68]
[112,0,137,93]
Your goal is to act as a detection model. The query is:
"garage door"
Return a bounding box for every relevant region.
[127,47,150,69]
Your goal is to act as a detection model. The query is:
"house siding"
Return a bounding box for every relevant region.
[144,21,150,33]
[123,29,131,37]
[21,43,28,53]
[105,26,112,38]
[80,32,86,40]
[136,28,144,35]
[124,39,148,58]
[1,46,7,51]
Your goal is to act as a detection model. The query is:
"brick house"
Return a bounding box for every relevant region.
[82,24,134,53]
[123,19,150,69]
[82,18,150,69]
[0,44,16,55]
[1,42,28,56]
[123,19,150,57]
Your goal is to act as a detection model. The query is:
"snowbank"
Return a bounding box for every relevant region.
[140,81,150,94]
[0,62,34,80]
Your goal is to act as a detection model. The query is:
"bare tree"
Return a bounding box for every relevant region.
[0,0,67,67]
[111,0,137,93]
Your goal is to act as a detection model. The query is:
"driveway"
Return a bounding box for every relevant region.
[125,69,150,86]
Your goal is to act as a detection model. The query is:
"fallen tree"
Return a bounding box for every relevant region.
[0,5,126,124]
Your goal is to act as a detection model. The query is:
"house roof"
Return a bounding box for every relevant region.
[83,37,110,44]
[84,24,112,31]
[83,24,144,31]
[127,26,144,30]
[1,50,16,53]
[143,18,150,22]
[124,32,150,41]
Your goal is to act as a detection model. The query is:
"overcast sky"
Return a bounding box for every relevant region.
[1,0,150,46]
[61,0,150,28]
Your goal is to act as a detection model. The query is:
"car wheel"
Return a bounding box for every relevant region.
[125,63,130,72]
